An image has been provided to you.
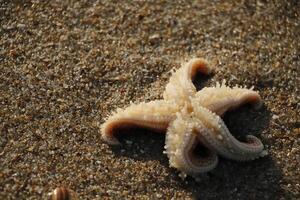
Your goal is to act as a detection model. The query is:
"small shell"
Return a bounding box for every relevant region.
[49,186,78,200]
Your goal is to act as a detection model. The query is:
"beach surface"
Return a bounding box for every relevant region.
[1,0,299,199]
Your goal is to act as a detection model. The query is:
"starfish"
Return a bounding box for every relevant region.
[101,58,267,178]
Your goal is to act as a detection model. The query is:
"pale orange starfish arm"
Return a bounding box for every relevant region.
[165,110,218,176]
[194,83,262,116]
[191,104,266,161]
[163,58,212,107]
[101,100,180,145]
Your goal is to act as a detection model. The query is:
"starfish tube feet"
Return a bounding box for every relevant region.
[101,100,179,145]
[191,103,265,161]
[165,111,218,176]
[194,83,262,116]
[163,58,212,106]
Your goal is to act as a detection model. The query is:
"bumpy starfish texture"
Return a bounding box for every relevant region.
[165,107,218,176]
[101,100,180,145]
[101,58,266,178]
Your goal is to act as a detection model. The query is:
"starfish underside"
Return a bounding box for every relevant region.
[101,58,267,178]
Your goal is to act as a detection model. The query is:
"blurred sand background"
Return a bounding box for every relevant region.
[1,0,299,199]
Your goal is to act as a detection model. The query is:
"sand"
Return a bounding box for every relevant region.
[1,0,299,199]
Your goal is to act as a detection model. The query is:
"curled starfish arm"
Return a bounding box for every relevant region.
[192,104,265,161]
[101,100,179,145]
[163,58,212,106]
[165,111,218,176]
[194,82,262,116]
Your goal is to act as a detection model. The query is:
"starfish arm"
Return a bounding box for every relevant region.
[101,100,179,145]
[192,104,266,161]
[164,110,218,177]
[194,83,262,116]
[163,58,212,106]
